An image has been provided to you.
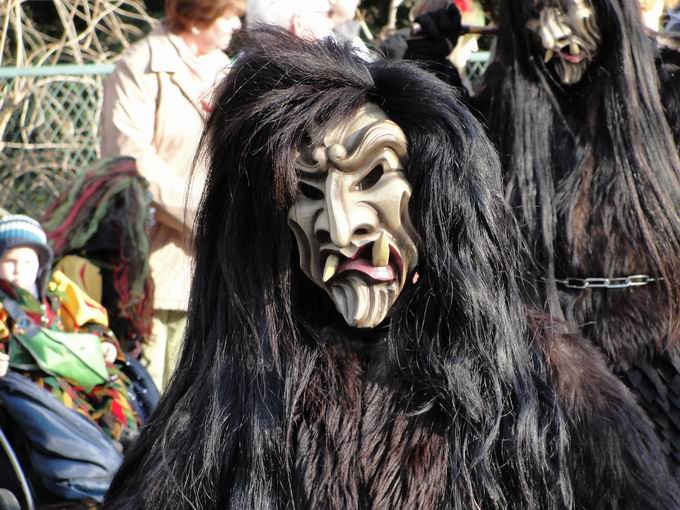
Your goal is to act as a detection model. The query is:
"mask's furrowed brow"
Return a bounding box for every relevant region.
[331,123,408,174]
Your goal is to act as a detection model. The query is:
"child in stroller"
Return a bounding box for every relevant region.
[0,214,148,508]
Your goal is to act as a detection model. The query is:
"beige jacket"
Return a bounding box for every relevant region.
[101,24,230,310]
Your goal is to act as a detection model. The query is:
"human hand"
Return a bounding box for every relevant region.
[0,352,9,377]
[101,342,118,364]
[414,4,463,47]
[406,5,463,62]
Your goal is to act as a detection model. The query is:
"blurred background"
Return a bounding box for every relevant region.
[0,0,500,218]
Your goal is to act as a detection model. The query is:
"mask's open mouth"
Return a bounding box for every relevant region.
[545,43,588,65]
[320,234,404,285]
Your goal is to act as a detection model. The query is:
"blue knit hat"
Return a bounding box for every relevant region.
[0,214,54,293]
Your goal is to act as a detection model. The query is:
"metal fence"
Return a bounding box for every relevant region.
[0,64,114,216]
[465,51,491,91]
[0,51,490,218]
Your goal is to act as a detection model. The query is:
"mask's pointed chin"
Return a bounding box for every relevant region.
[556,59,587,85]
[329,276,394,329]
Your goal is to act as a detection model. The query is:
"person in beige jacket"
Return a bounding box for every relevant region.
[100,0,245,390]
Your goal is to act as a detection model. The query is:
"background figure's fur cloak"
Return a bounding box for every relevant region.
[104,30,680,509]
[478,0,680,469]
[658,39,680,145]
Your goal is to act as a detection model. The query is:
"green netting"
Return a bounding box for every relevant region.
[0,71,107,216]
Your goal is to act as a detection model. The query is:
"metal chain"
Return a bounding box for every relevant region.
[554,274,664,290]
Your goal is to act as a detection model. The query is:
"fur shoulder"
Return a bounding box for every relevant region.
[531,314,680,509]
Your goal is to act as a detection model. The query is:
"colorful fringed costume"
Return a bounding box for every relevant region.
[0,271,139,441]
[41,157,154,354]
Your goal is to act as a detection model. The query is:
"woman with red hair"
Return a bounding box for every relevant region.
[101,0,245,391]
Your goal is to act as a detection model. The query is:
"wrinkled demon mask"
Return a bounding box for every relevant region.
[527,0,601,84]
[288,103,419,328]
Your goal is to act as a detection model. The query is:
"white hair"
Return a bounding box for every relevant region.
[246,0,331,31]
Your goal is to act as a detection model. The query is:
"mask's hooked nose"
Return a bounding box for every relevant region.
[325,171,352,248]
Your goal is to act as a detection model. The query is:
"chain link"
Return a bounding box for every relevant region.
[555,274,664,290]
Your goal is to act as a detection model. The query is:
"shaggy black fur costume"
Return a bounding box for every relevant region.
[478,0,680,468]
[104,30,680,509]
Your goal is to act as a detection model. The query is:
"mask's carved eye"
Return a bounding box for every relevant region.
[355,164,384,191]
[299,181,324,200]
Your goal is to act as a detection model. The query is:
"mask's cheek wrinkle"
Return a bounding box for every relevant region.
[397,191,419,268]
[288,211,315,278]
[399,190,414,232]
[359,176,410,229]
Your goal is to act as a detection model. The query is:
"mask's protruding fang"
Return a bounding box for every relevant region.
[372,233,390,267]
[544,48,555,63]
[323,254,340,282]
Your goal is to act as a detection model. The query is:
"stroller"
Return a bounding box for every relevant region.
[0,158,160,508]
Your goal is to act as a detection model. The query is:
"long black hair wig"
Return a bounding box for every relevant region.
[482,0,680,369]
[104,28,679,509]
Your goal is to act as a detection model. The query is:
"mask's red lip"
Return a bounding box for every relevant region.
[558,49,586,64]
[544,45,590,65]
[338,261,396,283]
